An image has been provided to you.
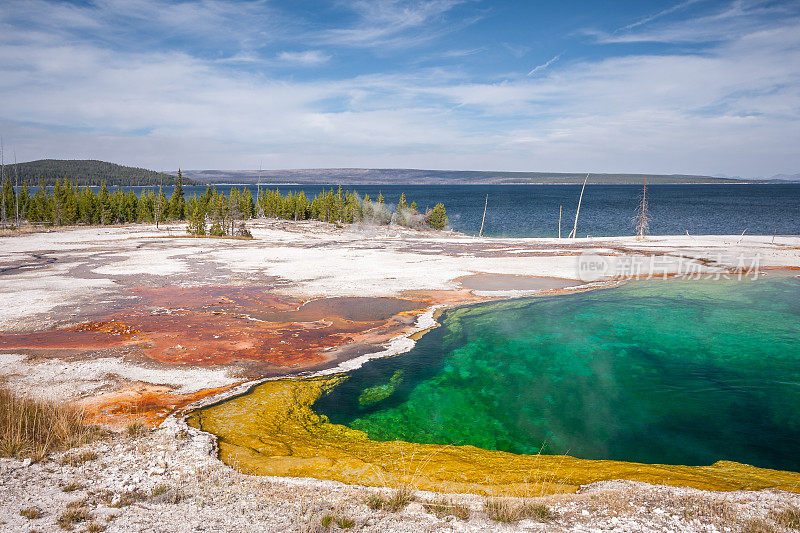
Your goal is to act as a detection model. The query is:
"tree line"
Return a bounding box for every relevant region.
[253,186,447,229]
[0,173,448,234]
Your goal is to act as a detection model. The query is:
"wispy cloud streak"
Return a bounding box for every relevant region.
[617,0,705,32]
[527,53,562,77]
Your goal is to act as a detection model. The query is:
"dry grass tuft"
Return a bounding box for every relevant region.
[675,494,736,524]
[61,450,98,466]
[423,497,471,520]
[109,489,149,508]
[365,485,416,512]
[385,485,415,512]
[57,506,92,530]
[365,494,385,510]
[124,420,147,437]
[484,497,553,523]
[0,387,101,460]
[772,506,800,529]
[66,498,89,509]
[62,482,83,492]
[19,506,43,519]
[321,513,355,529]
[150,486,183,505]
[740,518,779,533]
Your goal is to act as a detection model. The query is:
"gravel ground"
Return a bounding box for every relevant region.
[2,417,799,533]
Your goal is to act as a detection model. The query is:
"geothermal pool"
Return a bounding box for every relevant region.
[314,276,800,472]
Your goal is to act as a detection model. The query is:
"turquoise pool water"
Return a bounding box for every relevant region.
[314,277,800,471]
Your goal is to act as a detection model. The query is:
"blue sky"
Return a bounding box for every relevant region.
[1,0,798,176]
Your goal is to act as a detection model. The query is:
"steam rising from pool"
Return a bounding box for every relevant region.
[313,277,800,471]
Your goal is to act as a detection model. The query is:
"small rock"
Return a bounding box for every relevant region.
[405,502,425,514]
[21,458,32,467]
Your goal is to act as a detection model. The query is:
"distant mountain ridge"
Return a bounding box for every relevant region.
[769,173,800,181]
[9,159,195,186]
[175,168,766,185]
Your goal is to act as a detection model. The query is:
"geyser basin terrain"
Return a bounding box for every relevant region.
[190,276,800,495]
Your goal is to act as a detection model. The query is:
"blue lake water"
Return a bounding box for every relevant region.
[103,183,799,238]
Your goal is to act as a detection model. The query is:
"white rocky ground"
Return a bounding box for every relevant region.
[2,420,798,532]
[2,222,800,532]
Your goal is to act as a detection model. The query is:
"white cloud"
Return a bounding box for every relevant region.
[277,50,331,65]
[316,0,471,48]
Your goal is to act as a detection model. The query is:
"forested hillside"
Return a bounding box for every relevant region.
[8,159,194,186]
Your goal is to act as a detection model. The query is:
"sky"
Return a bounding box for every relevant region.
[0,0,799,176]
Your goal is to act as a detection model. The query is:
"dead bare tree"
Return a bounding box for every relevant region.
[256,161,264,218]
[479,194,488,237]
[13,149,20,228]
[1,137,6,230]
[558,205,562,239]
[736,228,748,245]
[634,178,649,240]
[568,173,589,239]
[155,178,163,229]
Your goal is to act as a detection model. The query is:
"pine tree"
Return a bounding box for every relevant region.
[396,192,408,212]
[187,204,206,235]
[376,191,389,225]
[169,169,186,220]
[155,183,165,228]
[427,203,448,230]
[98,181,111,225]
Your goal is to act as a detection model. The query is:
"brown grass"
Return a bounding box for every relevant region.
[124,420,147,437]
[740,518,779,533]
[484,497,553,523]
[19,506,43,519]
[109,489,149,508]
[61,450,98,466]
[772,506,800,529]
[57,506,92,530]
[0,387,101,460]
[423,497,471,520]
[365,485,416,512]
[675,495,736,524]
[150,485,183,504]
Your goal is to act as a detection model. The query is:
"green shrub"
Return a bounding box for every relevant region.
[426,203,448,230]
